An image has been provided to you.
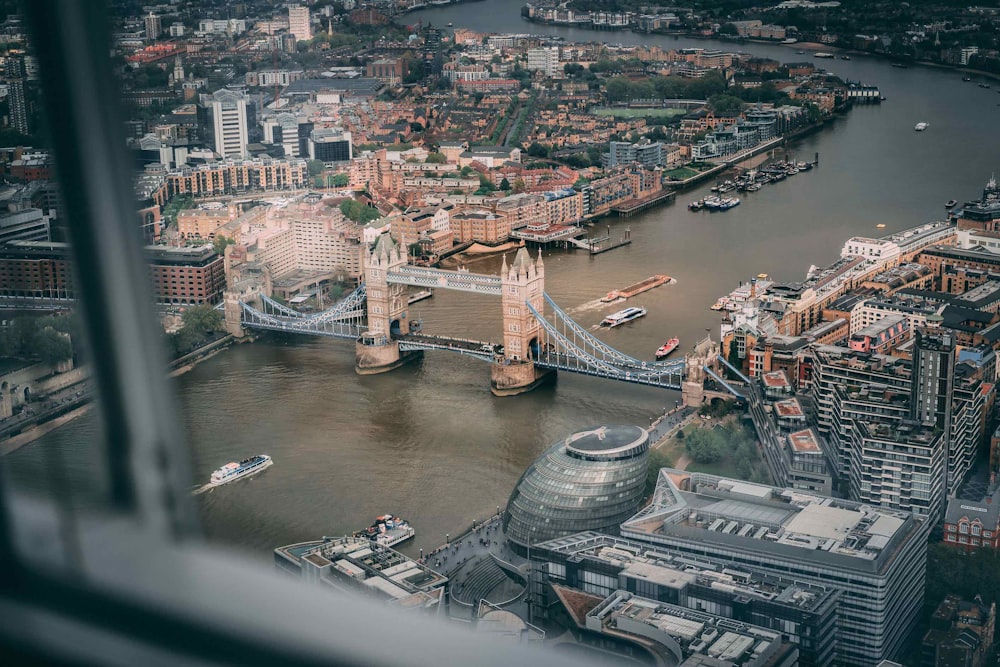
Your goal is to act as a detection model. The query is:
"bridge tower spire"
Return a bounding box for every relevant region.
[491,246,553,396]
[356,234,422,374]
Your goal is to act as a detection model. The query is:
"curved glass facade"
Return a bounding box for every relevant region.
[503,425,649,553]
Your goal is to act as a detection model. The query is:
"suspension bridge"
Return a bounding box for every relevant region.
[228,237,734,399]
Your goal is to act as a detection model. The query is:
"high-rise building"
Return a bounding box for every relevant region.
[7,55,29,136]
[288,5,311,42]
[308,127,352,162]
[207,89,249,158]
[526,46,559,77]
[910,328,957,492]
[144,12,162,40]
[621,469,928,667]
[8,78,29,136]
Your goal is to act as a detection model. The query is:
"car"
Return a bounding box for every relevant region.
[480,344,494,353]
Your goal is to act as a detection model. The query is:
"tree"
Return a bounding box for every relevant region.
[212,236,234,256]
[526,142,549,158]
[181,304,223,339]
[606,76,631,102]
[331,173,350,187]
[425,152,447,164]
[726,343,743,380]
[339,199,382,224]
[719,22,739,36]
[307,160,325,177]
[499,177,511,191]
[407,242,423,258]
[34,327,72,365]
[512,177,526,194]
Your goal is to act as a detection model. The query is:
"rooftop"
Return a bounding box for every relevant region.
[788,429,822,454]
[621,469,921,573]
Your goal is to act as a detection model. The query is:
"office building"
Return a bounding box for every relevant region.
[575,590,800,667]
[529,532,838,666]
[943,487,1000,551]
[621,470,928,666]
[288,5,311,42]
[147,245,226,306]
[503,425,649,555]
[0,208,49,244]
[308,127,352,163]
[7,56,29,136]
[206,89,250,158]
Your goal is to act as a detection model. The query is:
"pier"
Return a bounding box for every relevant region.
[612,189,676,217]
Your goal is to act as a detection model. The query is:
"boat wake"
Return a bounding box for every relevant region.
[568,298,622,313]
[191,484,213,496]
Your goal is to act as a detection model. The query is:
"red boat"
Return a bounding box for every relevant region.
[655,337,679,360]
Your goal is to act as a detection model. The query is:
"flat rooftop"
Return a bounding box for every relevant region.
[761,370,791,389]
[788,429,821,453]
[621,469,920,573]
[773,398,804,418]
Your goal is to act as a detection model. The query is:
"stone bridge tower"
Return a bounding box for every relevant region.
[356,234,420,374]
[491,247,553,396]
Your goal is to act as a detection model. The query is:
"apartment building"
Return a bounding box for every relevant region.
[165,158,308,198]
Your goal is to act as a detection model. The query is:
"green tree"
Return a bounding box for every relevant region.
[339,199,382,224]
[526,142,549,158]
[425,152,447,164]
[34,327,72,364]
[606,76,631,102]
[307,160,325,177]
[181,304,223,338]
[212,236,234,256]
[407,242,423,258]
[331,173,350,187]
[499,177,511,191]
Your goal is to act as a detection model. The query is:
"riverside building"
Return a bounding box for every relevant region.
[527,532,838,666]
[620,470,927,667]
[503,425,649,556]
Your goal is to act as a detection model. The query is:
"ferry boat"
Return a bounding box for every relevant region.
[914,122,929,131]
[655,337,679,360]
[601,306,647,327]
[356,514,415,548]
[209,455,272,487]
[946,199,958,208]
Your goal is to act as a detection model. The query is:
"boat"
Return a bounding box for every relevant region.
[710,300,726,311]
[946,199,958,208]
[600,275,671,302]
[814,52,834,59]
[601,306,647,327]
[796,50,805,55]
[841,55,851,60]
[891,63,908,68]
[355,514,414,548]
[655,337,680,360]
[717,197,740,210]
[446,22,454,27]
[688,200,704,211]
[876,223,886,229]
[914,122,929,131]
[209,455,272,487]
[408,290,433,304]
[964,76,973,82]
[980,83,992,89]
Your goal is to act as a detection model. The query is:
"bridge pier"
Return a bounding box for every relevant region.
[490,360,553,397]
[355,337,423,375]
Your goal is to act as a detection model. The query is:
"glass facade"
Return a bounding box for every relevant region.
[503,425,649,552]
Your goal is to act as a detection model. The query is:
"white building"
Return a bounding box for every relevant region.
[288,6,312,42]
[144,12,161,40]
[168,22,185,37]
[208,89,250,158]
[526,46,560,77]
[841,236,902,263]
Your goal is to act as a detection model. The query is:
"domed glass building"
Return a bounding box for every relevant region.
[503,425,650,554]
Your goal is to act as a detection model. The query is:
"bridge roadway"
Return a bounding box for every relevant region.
[535,351,685,390]
[396,333,499,362]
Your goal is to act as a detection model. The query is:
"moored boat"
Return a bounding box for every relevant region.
[946,199,958,208]
[655,337,680,360]
[355,514,415,548]
[209,454,272,487]
[914,122,929,131]
[601,306,647,327]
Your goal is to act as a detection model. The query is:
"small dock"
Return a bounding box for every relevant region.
[590,239,632,255]
[612,189,676,217]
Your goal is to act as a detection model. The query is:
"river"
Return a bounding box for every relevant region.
[5,0,999,562]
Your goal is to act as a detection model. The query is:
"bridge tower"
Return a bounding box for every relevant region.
[491,247,553,396]
[356,234,421,374]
